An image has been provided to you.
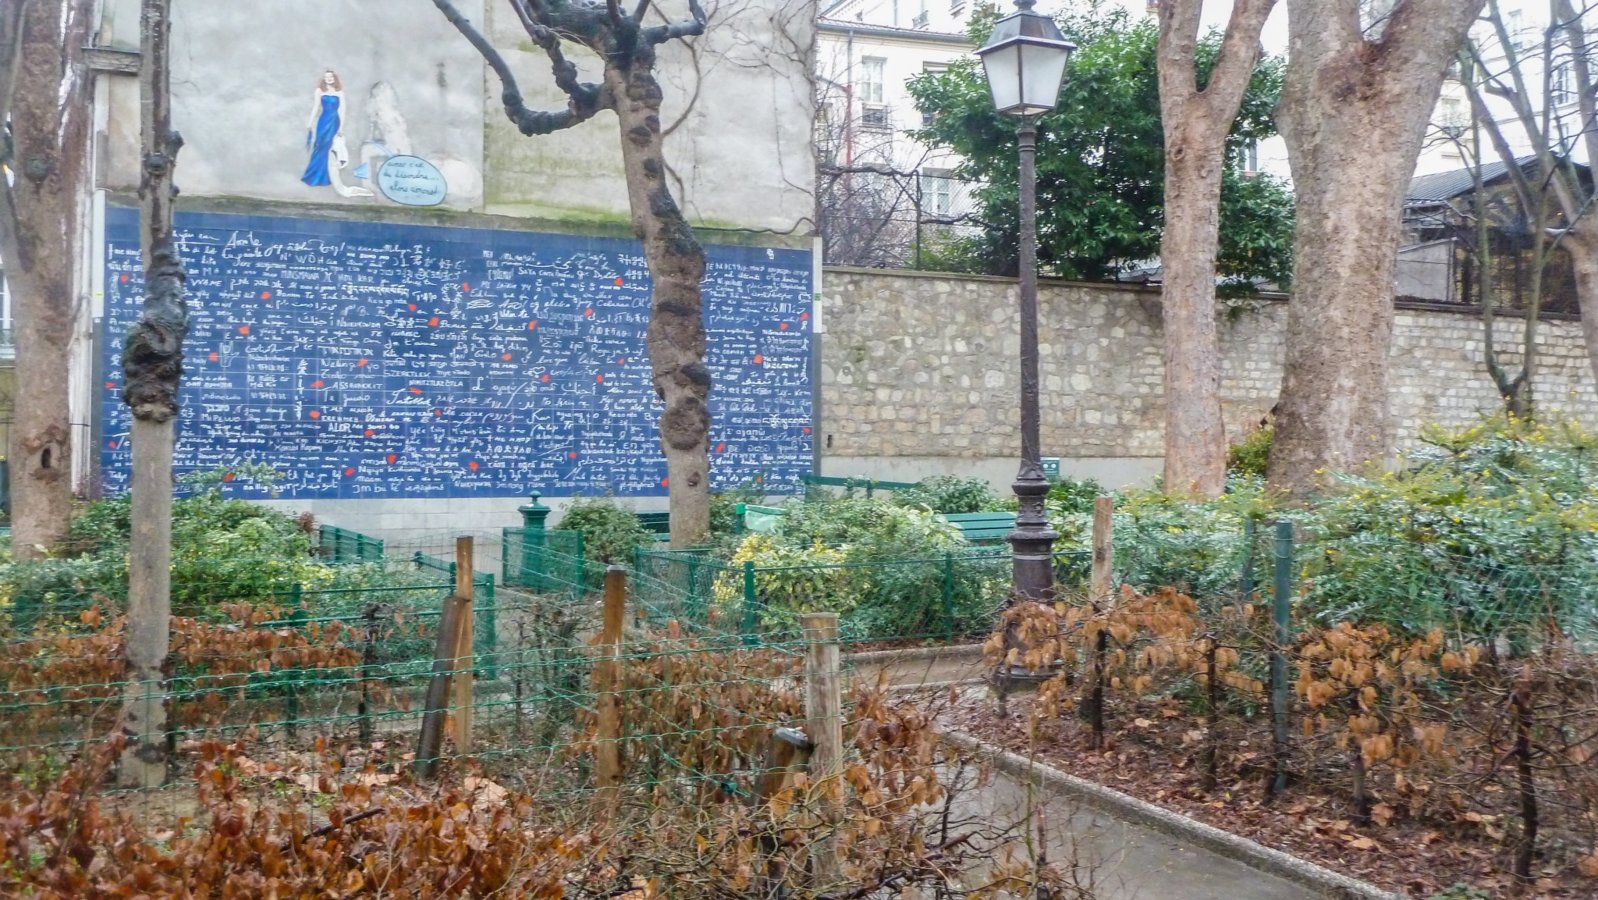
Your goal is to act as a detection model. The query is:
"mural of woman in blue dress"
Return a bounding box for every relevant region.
[301,69,371,197]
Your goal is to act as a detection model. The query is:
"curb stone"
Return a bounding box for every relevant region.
[941,730,1402,900]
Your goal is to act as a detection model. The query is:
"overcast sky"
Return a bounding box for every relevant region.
[1098,1,1289,54]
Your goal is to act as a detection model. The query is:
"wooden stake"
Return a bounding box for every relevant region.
[414,594,466,779]
[594,565,627,803]
[451,535,475,754]
[1088,496,1114,749]
[801,612,843,888]
[1091,495,1114,606]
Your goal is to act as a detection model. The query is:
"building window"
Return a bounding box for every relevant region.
[1237,141,1259,177]
[1438,97,1467,141]
[1553,62,1576,106]
[861,105,892,130]
[858,56,885,107]
[921,62,947,127]
[950,0,966,17]
[1505,8,1529,51]
[921,169,954,216]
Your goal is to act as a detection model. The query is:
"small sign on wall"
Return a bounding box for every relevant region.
[1041,457,1061,480]
[377,155,448,206]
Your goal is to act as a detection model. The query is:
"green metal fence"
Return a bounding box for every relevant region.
[316,524,385,563]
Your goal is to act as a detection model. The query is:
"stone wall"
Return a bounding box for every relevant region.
[816,268,1598,486]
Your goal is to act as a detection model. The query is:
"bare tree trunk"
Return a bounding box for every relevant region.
[1268,0,1485,496]
[1156,0,1276,498]
[0,0,95,557]
[605,58,711,548]
[119,0,187,789]
[433,0,713,547]
[1159,148,1229,496]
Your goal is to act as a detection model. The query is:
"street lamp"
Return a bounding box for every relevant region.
[977,0,1074,608]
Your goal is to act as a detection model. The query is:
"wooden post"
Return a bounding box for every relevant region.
[451,535,475,754]
[1087,496,1114,748]
[1091,495,1114,605]
[414,594,467,778]
[801,612,843,888]
[594,565,627,803]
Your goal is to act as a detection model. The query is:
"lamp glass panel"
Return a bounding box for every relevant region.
[980,42,1023,113]
[1017,42,1071,113]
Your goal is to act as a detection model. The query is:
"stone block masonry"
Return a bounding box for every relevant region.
[817,268,1598,484]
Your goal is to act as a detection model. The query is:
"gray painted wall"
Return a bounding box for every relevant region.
[100,0,488,209]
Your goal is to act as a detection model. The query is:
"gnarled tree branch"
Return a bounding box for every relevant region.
[645,0,706,44]
[433,0,607,135]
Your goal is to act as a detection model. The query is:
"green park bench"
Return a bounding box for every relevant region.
[635,511,673,542]
[799,474,918,498]
[939,511,1017,543]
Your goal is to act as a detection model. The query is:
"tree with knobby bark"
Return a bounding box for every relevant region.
[432,0,713,547]
[1266,0,1486,496]
[118,0,188,788]
[0,0,95,558]
[1155,0,1278,497]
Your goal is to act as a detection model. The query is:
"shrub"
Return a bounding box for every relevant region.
[893,475,999,514]
[2,472,441,631]
[1047,475,1106,516]
[1227,424,1273,477]
[555,498,651,565]
[716,498,1008,641]
[1297,416,1598,641]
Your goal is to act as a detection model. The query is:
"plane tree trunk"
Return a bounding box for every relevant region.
[0,0,95,557]
[1156,0,1276,497]
[1267,0,1486,496]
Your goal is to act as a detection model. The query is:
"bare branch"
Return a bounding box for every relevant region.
[1555,0,1598,174]
[432,0,606,135]
[645,0,707,44]
[632,0,653,25]
[607,0,625,30]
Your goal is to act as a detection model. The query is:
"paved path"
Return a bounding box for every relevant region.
[856,651,1325,899]
[953,760,1319,899]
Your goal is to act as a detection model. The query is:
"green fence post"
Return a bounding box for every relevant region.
[1239,517,1258,601]
[686,554,703,622]
[573,532,585,599]
[735,502,746,534]
[741,560,758,646]
[1270,519,1294,800]
[285,582,302,739]
[942,552,956,641]
[480,574,497,680]
[517,492,550,588]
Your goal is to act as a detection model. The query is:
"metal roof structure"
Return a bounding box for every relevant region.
[1405,155,1589,204]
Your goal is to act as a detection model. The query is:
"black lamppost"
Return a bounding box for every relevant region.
[977,1,1074,605]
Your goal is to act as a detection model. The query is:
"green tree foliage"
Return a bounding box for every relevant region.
[909,3,1293,286]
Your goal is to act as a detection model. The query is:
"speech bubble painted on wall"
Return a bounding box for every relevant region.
[376,155,448,207]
